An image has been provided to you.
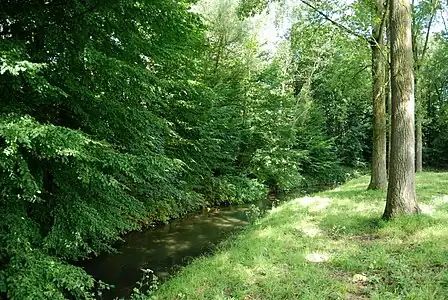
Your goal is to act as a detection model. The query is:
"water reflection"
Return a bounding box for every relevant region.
[81,187,327,299]
[81,207,251,299]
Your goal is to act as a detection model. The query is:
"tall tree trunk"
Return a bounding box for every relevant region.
[387,59,392,175]
[387,13,392,175]
[412,0,438,173]
[383,0,420,219]
[415,96,423,172]
[413,17,424,173]
[368,0,387,190]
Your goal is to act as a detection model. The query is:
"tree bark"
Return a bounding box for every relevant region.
[413,17,424,173]
[383,0,420,219]
[415,98,423,172]
[387,58,392,175]
[386,12,392,175]
[368,0,387,190]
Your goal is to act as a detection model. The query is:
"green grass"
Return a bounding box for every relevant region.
[152,172,448,299]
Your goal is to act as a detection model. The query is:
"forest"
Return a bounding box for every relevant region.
[1,0,447,299]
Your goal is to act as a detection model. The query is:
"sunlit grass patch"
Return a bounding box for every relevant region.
[432,194,448,206]
[299,224,322,237]
[153,172,448,300]
[411,224,448,242]
[305,252,331,263]
[292,196,332,211]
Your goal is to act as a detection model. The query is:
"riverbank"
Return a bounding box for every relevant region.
[79,178,348,298]
[81,205,251,299]
[152,172,448,299]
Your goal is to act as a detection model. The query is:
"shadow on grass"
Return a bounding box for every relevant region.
[320,189,385,204]
[320,210,440,237]
[154,173,448,300]
[319,213,383,237]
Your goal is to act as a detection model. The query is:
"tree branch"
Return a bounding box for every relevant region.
[298,0,390,67]
[352,64,371,79]
[0,3,102,38]
[420,0,440,65]
[441,9,448,32]
[298,0,369,41]
[375,0,389,42]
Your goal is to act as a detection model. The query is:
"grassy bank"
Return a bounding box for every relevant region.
[152,172,448,299]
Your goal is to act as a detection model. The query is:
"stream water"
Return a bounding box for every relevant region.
[80,187,327,299]
[80,202,267,299]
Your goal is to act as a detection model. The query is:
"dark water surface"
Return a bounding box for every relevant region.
[80,186,329,299]
[80,205,257,299]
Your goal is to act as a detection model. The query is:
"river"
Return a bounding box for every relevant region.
[80,203,265,299]
[80,187,325,299]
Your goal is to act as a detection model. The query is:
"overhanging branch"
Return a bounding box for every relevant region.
[420,0,440,65]
[298,0,369,41]
[352,64,371,79]
[298,0,389,65]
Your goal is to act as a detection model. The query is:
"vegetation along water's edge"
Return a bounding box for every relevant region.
[79,172,360,299]
[2,0,448,298]
[150,172,448,300]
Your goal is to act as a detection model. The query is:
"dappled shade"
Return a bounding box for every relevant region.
[154,173,448,299]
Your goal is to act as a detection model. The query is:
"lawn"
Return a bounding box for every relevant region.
[151,172,448,299]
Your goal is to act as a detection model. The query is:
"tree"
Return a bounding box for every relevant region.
[0,1,213,297]
[412,0,441,172]
[368,0,388,190]
[383,0,420,219]
[297,0,390,188]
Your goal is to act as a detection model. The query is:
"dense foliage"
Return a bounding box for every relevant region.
[420,33,448,168]
[1,0,447,298]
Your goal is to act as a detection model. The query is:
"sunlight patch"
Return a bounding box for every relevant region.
[230,264,257,285]
[352,273,368,283]
[256,226,275,238]
[345,183,366,189]
[301,226,322,237]
[419,203,435,216]
[305,252,330,263]
[411,226,448,242]
[432,194,448,206]
[293,196,332,212]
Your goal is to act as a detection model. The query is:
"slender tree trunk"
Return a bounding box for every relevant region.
[413,32,423,173]
[387,59,392,175]
[368,0,387,190]
[413,23,424,173]
[412,0,438,173]
[415,96,423,172]
[387,13,392,175]
[383,0,420,219]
